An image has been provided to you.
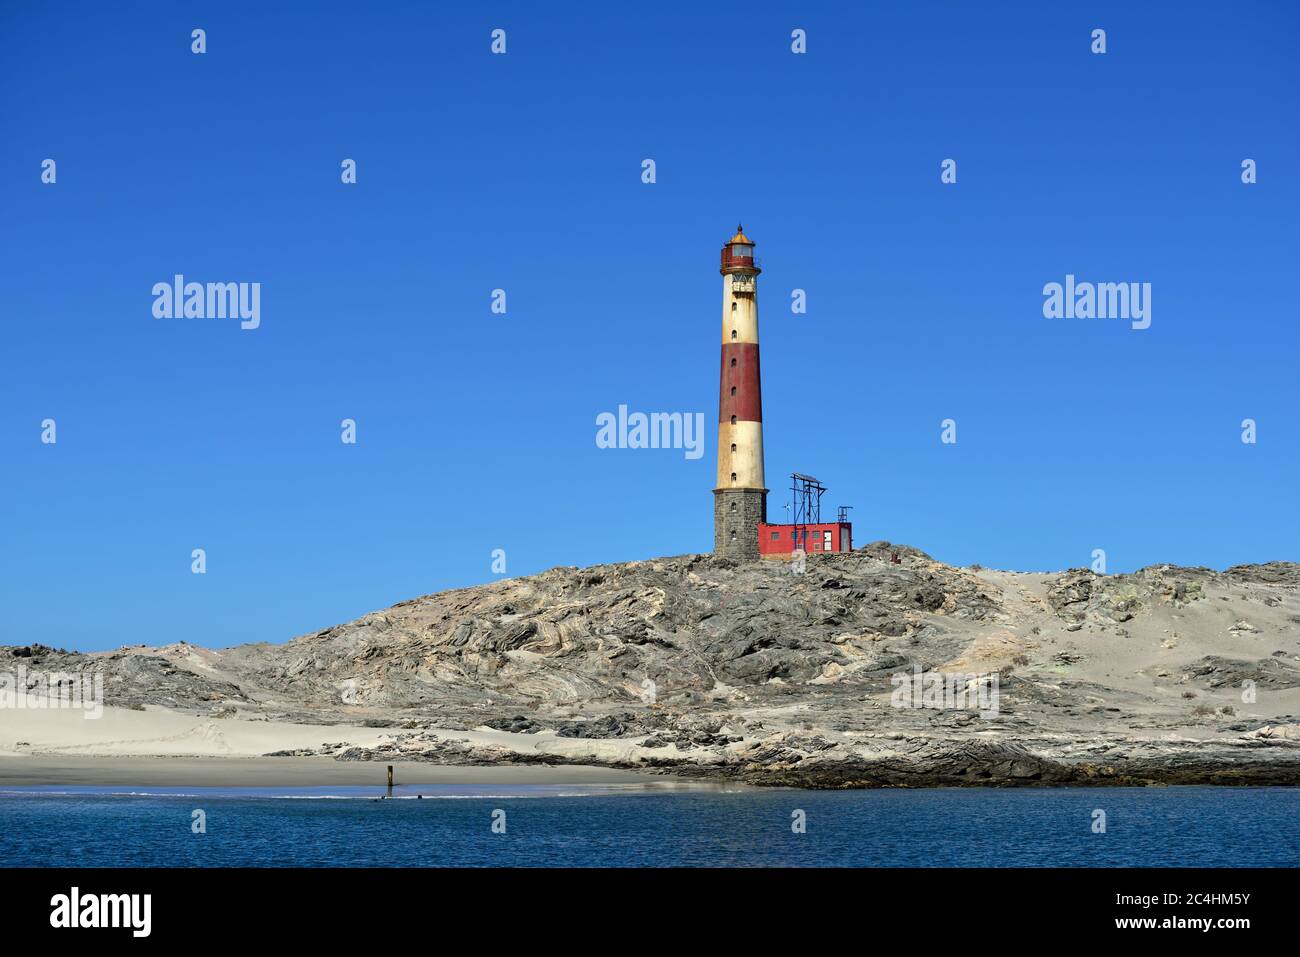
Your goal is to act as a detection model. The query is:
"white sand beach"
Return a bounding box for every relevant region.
[0,705,681,787]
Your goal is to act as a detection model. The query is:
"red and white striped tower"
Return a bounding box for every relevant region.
[714,225,767,559]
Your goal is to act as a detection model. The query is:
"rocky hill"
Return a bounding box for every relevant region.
[8,542,1300,787]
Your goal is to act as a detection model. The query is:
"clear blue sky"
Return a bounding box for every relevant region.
[2,2,1297,652]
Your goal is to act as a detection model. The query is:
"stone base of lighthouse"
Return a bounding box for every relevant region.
[713,488,767,560]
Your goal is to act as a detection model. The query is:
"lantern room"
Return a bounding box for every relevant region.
[720,225,761,275]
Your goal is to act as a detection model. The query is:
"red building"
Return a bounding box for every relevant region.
[757,521,853,559]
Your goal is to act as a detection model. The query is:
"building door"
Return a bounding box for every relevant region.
[823,530,833,552]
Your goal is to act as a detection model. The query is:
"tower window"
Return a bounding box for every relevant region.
[730,530,736,541]
[730,386,736,396]
[730,501,736,512]
[731,472,737,482]
[731,330,737,340]
[730,443,736,452]
[730,357,736,367]
[731,302,737,312]
[730,415,736,424]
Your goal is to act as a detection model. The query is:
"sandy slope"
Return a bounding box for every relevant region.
[0,708,679,786]
[0,703,702,789]
[0,705,390,757]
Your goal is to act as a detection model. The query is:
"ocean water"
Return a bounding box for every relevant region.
[0,785,1295,867]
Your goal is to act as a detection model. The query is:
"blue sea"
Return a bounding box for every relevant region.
[1,785,1296,867]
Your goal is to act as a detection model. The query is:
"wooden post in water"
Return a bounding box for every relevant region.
[387,764,394,796]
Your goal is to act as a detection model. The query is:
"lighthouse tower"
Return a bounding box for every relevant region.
[714,225,767,559]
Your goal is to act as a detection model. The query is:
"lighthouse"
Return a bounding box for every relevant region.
[714,225,768,559]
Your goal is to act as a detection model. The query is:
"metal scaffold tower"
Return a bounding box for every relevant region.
[791,472,826,529]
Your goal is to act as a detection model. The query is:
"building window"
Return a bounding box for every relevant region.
[730,357,736,367]
[731,472,737,482]
[770,532,779,541]
[730,443,736,452]
[730,415,736,424]
[730,501,736,512]
[731,302,737,312]
[730,530,736,541]
[730,386,736,396]
[731,329,737,339]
